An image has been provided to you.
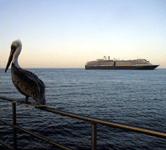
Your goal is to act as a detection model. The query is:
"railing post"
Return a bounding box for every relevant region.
[91,122,97,150]
[12,101,17,150]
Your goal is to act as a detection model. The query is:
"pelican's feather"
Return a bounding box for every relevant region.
[11,63,45,104]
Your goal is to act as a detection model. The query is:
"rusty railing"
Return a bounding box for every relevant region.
[1,96,166,150]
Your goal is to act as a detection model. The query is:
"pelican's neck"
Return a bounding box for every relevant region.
[13,58,20,68]
[12,46,21,68]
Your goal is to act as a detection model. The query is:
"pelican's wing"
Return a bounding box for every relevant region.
[11,63,45,101]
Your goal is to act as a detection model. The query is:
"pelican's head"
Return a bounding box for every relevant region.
[5,40,22,73]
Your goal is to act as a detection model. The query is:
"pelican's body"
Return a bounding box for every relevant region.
[5,40,46,105]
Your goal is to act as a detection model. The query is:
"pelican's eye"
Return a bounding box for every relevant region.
[11,45,17,50]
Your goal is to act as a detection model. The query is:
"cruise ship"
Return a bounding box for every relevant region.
[85,56,159,70]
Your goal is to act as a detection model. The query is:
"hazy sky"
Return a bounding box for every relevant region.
[0,0,165,68]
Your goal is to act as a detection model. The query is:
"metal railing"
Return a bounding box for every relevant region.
[1,96,166,150]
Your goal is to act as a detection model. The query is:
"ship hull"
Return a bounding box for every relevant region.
[85,65,159,70]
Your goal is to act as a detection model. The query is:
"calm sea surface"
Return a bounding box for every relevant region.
[0,68,166,150]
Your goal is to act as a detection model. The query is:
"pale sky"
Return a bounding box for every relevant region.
[0,0,166,68]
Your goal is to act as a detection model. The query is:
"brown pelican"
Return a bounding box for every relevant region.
[5,40,46,105]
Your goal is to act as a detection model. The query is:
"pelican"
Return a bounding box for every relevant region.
[5,40,46,105]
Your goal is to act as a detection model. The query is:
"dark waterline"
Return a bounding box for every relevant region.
[0,69,166,150]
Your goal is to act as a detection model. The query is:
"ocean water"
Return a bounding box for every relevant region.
[0,68,166,150]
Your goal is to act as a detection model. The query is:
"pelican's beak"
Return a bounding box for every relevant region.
[5,46,16,73]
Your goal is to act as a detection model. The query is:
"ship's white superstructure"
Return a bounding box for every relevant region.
[86,58,152,67]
